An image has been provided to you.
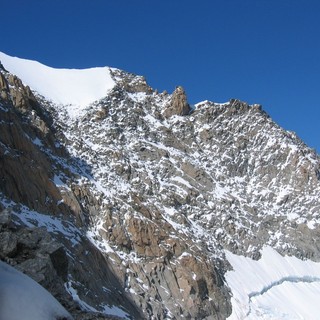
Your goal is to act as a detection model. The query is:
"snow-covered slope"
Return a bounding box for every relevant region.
[226,247,320,319]
[0,51,115,116]
[1,52,320,319]
[0,260,73,320]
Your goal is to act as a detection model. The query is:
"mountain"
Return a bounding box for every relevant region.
[1,51,320,319]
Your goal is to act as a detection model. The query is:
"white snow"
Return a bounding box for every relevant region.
[65,280,130,319]
[0,260,72,320]
[171,176,193,188]
[65,280,130,318]
[307,219,317,229]
[7,202,82,246]
[0,51,116,116]
[225,246,320,319]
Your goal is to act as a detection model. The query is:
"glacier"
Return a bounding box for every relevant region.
[226,247,320,319]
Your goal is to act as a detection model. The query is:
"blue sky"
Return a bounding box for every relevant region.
[1,0,320,152]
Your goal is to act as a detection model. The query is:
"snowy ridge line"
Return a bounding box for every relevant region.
[248,275,320,299]
[0,51,116,113]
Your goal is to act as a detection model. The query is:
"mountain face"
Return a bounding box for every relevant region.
[1,52,320,319]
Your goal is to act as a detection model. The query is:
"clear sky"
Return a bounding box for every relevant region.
[1,0,320,152]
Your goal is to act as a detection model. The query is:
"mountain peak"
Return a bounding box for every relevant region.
[1,52,320,320]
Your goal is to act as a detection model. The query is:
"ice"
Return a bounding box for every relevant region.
[0,260,72,320]
[225,246,320,319]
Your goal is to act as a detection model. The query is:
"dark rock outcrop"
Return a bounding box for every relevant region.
[0,208,142,320]
[0,75,65,216]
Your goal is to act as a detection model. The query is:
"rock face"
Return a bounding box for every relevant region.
[0,75,70,217]
[0,69,142,320]
[1,57,320,319]
[0,209,141,320]
[163,86,191,118]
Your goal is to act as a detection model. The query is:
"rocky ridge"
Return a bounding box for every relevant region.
[1,56,320,319]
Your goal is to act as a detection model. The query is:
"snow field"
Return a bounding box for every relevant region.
[225,246,320,319]
[0,260,72,320]
[0,51,116,117]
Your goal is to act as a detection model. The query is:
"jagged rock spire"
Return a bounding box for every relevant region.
[163,85,191,118]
